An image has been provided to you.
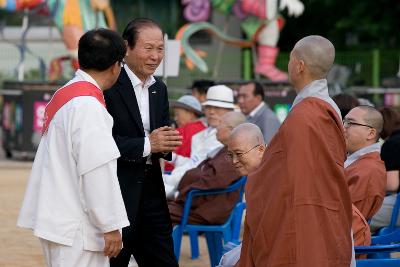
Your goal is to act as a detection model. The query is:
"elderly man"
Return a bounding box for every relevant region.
[237,36,353,267]
[219,123,369,266]
[169,111,246,225]
[104,18,182,267]
[344,106,386,220]
[164,85,236,198]
[237,81,281,144]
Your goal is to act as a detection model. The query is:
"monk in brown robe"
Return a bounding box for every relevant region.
[168,111,245,225]
[343,106,386,220]
[238,36,353,267]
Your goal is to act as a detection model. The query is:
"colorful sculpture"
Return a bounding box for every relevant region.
[0,0,116,80]
[180,0,304,81]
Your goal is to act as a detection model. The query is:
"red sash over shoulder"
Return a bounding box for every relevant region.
[42,81,106,134]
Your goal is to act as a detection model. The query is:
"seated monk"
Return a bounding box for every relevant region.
[344,106,386,220]
[220,123,370,266]
[168,111,245,225]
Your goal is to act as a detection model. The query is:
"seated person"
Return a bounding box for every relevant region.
[370,107,400,230]
[219,123,370,266]
[344,106,386,220]
[164,95,206,172]
[168,111,245,225]
[164,85,235,198]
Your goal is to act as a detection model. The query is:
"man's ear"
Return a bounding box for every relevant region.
[297,60,305,73]
[112,61,120,75]
[367,128,378,141]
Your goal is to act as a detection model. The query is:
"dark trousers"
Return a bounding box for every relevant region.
[110,165,178,267]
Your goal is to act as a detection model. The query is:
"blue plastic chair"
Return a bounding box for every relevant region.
[355,228,400,259]
[172,176,247,267]
[355,243,400,266]
[375,193,400,235]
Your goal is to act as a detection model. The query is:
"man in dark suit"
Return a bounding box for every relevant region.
[237,81,281,144]
[104,18,182,267]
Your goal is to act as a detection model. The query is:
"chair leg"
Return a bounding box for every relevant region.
[189,231,200,259]
[172,225,183,261]
[205,232,217,266]
[214,232,224,265]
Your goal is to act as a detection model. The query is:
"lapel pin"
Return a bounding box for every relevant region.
[151,91,156,94]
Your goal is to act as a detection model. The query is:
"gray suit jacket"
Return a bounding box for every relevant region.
[247,103,281,144]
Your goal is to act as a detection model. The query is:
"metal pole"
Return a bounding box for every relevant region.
[162,33,168,85]
[372,49,380,87]
[212,15,230,79]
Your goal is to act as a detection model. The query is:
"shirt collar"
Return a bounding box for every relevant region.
[344,142,381,168]
[291,78,341,119]
[75,69,101,91]
[292,79,329,107]
[249,102,265,118]
[124,65,156,89]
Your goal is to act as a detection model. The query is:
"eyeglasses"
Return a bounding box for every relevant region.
[343,119,373,129]
[226,144,260,161]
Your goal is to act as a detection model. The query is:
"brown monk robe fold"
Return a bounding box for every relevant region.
[238,98,353,267]
[353,204,371,260]
[168,147,241,225]
[346,152,386,220]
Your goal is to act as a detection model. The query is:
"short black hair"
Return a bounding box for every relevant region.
[122,18,163,48]
[191,80,215,95]
[249,81,265,101]
[78,28,126,71]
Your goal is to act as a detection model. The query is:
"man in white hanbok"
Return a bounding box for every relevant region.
[17,28,130,267]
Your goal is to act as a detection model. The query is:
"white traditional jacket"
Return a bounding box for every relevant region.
[17,70,129,251]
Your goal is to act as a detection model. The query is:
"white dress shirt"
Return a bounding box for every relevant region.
[248,101,265,118]
[124,65,156,157]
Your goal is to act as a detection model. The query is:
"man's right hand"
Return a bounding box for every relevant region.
[149,126,183,153]
[103,230,122,258]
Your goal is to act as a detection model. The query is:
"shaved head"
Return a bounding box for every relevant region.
[230,123,265,147]
[223,111,247,128]
[293,35,335,79]
[357,105,384,135]
[216,111,246,145]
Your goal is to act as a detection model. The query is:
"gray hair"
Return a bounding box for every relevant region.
[222,111,246,128]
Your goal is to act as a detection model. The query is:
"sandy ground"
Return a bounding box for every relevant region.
[0,161,210,267]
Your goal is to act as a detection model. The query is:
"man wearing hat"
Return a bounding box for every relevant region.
[164,95,206,172]
[163,85,236,198]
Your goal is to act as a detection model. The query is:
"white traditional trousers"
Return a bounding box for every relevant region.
[39,228,109,267]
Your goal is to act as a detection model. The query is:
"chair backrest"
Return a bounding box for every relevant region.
[371,228,400,245]
[388,193,400,231]
[179,176,247,228]
[355,243,400,265]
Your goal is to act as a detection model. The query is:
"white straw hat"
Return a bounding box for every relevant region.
[201,85,235,109]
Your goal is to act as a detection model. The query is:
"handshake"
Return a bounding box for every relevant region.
[149,126,183,153]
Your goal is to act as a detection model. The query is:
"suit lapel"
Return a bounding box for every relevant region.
[116,69,145,134]
[148,82,157,131]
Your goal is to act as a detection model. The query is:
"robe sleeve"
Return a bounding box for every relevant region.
[82,159,130,232]
[71,98,120,176]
